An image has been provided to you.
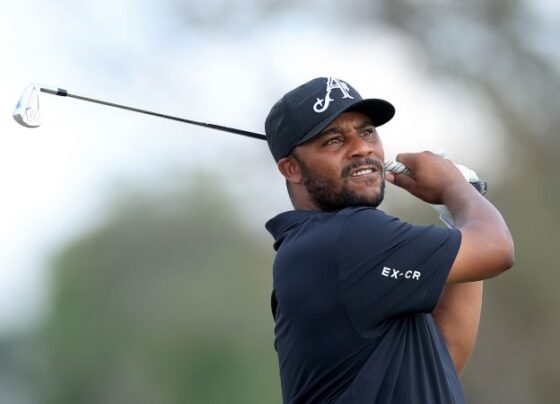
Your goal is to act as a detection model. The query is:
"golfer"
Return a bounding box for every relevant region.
[264,77,514,403]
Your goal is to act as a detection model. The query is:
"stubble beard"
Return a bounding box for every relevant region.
[298,157,386,211]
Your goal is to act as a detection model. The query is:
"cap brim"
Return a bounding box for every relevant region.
[297,98,395,146]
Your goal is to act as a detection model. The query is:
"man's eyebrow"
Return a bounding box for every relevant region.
[320,120,375,137]
[319,126,344,137]
[356,120,374,128]
[319,119,374,136]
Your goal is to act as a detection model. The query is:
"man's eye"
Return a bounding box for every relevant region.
[325,137,342,145]
[361,127,375,136]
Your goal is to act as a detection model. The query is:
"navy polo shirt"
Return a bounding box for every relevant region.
[265,207,464,404]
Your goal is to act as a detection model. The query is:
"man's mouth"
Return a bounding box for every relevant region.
[341,159,384,180]
[350,166,378,177]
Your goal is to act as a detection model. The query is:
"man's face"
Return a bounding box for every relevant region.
[292,111,386,211]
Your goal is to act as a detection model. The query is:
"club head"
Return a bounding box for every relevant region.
[13,83,41,128]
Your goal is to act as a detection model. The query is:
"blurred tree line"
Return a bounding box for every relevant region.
[2,0,559,403]
[1,174,281,403]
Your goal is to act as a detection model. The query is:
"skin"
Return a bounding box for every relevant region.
[277,111,514,374]
[278,111,386,211]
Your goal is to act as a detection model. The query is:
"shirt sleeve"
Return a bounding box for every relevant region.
[336,208,461,337]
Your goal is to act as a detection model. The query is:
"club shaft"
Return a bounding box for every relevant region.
[19,84,487,194]
[39,87,267,140]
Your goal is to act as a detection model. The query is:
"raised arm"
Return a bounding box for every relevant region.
[386,151,514,283]
[386,152,514,373]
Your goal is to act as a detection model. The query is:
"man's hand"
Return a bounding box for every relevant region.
[386,151,472,205]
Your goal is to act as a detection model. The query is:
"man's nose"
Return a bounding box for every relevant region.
[347,135,374,158]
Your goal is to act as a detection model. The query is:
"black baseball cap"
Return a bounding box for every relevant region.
[265,77,395,162]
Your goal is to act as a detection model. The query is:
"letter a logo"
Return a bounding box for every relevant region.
[313,77,354,113]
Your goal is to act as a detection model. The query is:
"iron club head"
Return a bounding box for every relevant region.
[13,83,41,128]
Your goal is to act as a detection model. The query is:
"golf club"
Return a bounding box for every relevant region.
[12,82,487,197]
[13,83,267,140]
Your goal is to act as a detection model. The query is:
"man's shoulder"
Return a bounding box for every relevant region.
[338,206,390,220]
[265,207,404,250]
[266,208,386,234]
[337,207,405,235]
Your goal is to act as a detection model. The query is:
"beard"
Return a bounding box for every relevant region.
[296,156,386,211]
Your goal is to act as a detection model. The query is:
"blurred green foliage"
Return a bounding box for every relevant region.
[36,174,280,403]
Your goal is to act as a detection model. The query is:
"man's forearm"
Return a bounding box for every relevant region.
[442,182,514,282]
[444,182,512,252]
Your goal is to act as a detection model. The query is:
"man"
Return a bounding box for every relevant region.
[264,77,514,403]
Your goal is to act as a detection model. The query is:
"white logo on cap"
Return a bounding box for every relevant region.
[313,77,354,113]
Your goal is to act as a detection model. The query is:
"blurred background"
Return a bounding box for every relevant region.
[1,0,559,402]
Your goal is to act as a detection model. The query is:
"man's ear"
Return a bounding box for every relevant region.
[277,156,302,184]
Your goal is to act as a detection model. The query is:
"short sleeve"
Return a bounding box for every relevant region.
[336,208,461,337]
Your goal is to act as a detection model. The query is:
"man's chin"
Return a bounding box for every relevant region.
[345,183,385,208]
[346,194,384,209]
[301,170,385,211]
[313,187,385,211]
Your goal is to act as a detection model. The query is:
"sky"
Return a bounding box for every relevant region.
[0,0,510,333]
